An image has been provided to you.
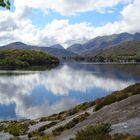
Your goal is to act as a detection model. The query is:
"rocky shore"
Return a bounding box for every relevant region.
[0,83,140,140]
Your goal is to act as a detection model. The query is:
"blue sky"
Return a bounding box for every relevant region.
[9,0,124,28]
[0,0,139,47]
[31,7,122,28]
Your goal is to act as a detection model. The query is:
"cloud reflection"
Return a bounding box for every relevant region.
[0,64,135,119]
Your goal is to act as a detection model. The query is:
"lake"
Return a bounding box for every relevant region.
[0,63,140,120]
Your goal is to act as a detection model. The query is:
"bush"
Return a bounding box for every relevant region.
[52,113,90,136]
[36,135,49,140]
[75,123,111,140]
[10,137,21,140]
[94,83,140,111]
[75,123,140,140]
[52,126,64,136]
[4,122,29,136]
[28,122,57,138]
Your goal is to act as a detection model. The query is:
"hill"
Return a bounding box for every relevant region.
[35,47,76,57]
[50,44,64,50]
[67,32,140,54]
[84,41,140,62]
[0,49,59,70]
[0,42,76,58]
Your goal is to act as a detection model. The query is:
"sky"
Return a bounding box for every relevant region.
[0,0,140,48]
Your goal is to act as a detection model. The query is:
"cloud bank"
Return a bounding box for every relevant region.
[0,0,140,48]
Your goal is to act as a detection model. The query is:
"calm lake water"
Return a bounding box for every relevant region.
[0,63,140,120]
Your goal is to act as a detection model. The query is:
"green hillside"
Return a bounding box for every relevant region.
[0,49,59,70]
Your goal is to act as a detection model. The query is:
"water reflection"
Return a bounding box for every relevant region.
[0,63,139,120]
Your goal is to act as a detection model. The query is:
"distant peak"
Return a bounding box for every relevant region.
[10,42,27,46]
[50,44,64,49]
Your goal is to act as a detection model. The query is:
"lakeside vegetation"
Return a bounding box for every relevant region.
[94,83,140,111]
[0,83,140,139]
[75,123,140,140]
[52,112,90,136]
[0,49,59,70]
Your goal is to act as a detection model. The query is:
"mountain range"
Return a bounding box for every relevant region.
[0,32,140,58]
[85,40,140,61]
[67,32,140,54]
[0,42,76,57]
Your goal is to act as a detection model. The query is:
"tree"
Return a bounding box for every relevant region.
[0,0,10,9]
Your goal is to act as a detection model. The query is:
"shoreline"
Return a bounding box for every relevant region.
[62,61,140,65]
[0,83,140,123]
[0,83,140,139]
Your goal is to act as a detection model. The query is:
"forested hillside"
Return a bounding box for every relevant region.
[0,49,59,69]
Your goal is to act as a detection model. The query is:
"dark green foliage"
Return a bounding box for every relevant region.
[0,0,10,9]
[0,49,59,70]
[4,122,29,136]
[65,112,89,129]
[0,124,5,131]
[52,112,90,136]
[36,135,50,140]
[28,122,58,138]
[75,123,111,140]
[75,123,140,140]
[38,122,58,132]
[28,120,38,126]
[10,137,21,140]
[94,83,140,111]
[122,83,140,94]
[39,101,95,123]
[52,126,65,136]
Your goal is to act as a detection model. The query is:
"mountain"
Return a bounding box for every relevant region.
[36,47,76,57]
[67,32,140,54]
[50,44,64,50]
[0,42,35,50]
[85,41,140,62]
[67,44,83,54]
[0,42,76,58]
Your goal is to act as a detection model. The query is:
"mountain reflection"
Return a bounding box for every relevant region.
[0,63,138,120]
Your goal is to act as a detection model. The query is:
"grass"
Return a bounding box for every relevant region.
[0,124,5,131]
[52,112,90,136]
[36,135,50,140]
[75,123,111,140]
[28,121,58,138]
[94,83,140,111]
[39,101,95,122]
[75,123,140,140]
[4,122,29,136]
[10,137,21,140]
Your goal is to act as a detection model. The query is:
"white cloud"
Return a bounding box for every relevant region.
[0,0,140,48]
[14,0,131,16]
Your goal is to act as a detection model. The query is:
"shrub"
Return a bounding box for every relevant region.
[52,126,64,136]
[94,83,140,111]
[0,124,5,131]
[36,135,49,140]
[52,113,90,136]
[28,122,57,138]
[4,122,29,136]
[75,123,111,140]
[10,137,21,140]
[75,123,140,140]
